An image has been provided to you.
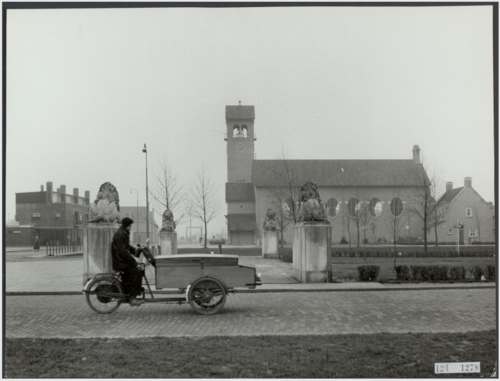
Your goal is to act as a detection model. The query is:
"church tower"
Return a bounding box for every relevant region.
[225,103,256,244]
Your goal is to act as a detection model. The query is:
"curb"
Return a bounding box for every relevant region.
[6,284,495,296]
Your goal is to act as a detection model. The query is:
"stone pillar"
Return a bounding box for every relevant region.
[292,223,331,283]
[160,230,177,255]
[262,230,279,258]
[82,222,118,284]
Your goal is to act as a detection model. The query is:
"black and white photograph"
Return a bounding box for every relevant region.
[3,1,498,378]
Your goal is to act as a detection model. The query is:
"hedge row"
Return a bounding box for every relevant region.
[278,246,495,261]
[393,264,496,282]
[332,246,495,258]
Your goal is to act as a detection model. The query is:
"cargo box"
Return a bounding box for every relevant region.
[155,254,257,290]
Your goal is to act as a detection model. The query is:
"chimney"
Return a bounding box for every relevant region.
[446,182,453,192]
[46,181,53,204]
[412,145,421,164]
[84,190,90,205]
[40,185,44,192]
[73,188,79,203]
[464,177,472,188]
[59,185,66,203]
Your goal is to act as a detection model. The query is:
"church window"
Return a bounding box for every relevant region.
[390,197,403,216]
[241,125,248,137]
[326,198,338,217]
[347,198,359,217]
[465,207,473,218]
[369,198,383,217]
[232,125,241,137]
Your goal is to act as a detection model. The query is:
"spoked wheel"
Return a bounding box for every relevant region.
[85,277,124,314]
[188,277,227,315]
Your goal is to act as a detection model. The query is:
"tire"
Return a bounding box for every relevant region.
[188,276,227,315]
[85,276,123,314]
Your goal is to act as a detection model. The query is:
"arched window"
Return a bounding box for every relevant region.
[241,125,248,137]
[369,198,383,217]
[348,198,359,217]
[232,124,241,137]
[326,198,338,217]
[390,197,403,216]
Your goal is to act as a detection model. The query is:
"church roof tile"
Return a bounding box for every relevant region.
[252,159,429,187]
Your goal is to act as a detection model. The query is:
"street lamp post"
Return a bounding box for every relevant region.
[130,188,140,244]
[142,143,150,243]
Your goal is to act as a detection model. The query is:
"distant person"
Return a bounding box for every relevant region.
[199,237,202,246]
[111,217,145,306]
[33,235,40,253]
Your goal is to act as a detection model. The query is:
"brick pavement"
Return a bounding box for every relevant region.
[6,288,495,339]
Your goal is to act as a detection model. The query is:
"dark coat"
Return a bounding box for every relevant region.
[111,226,138,272]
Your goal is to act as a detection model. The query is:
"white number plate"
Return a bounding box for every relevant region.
[435,362,480,374]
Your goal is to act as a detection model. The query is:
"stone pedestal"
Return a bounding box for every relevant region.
[292,223,331,283]
[262,230,279,258]
[160,230,177,255]
[82,223,119,284]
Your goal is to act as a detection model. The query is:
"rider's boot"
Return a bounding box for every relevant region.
[129,297,144,306]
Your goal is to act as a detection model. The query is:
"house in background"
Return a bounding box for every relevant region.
[434,177,495,244]
[120,206,159,245]
[7,181,91,246]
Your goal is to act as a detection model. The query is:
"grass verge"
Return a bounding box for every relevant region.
[5,331,496,378]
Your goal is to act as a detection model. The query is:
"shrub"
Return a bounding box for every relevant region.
[357,265,380,281]
[340,236,348,244]
[394,265,410,281]
[410,265,449,282]
[449,266,466,281]
[432,266,449,281]
[487,265,496,281]
[362,238,369,244]
[471,266,484,281]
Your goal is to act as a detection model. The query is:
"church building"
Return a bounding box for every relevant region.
[225,104,430,246]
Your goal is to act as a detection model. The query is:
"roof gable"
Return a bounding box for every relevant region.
[252,159,429,187]
[436,187,464,205]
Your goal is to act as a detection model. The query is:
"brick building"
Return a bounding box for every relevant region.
[6,181,91,246]
[225,104,430,246]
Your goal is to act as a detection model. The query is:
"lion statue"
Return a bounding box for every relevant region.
[161,208,176,232]
[89,182,120,223]
[263,208,279,231]
[297,181,328,223]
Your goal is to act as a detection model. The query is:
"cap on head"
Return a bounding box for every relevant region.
[121,217,134,227]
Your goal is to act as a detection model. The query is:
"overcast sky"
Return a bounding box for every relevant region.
[6,5,495,236]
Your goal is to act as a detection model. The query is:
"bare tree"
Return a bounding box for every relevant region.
[347,199,363,248]
[429,179,446,246]
[391,207,402,249]
[268,188,293,247]
[266,151,301,245]
[191,167,217,248]
[151,160,185,226]
[358,201,371,245]
[407,174,445,252]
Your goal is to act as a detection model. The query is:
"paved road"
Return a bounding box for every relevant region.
[6,288,495,338]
